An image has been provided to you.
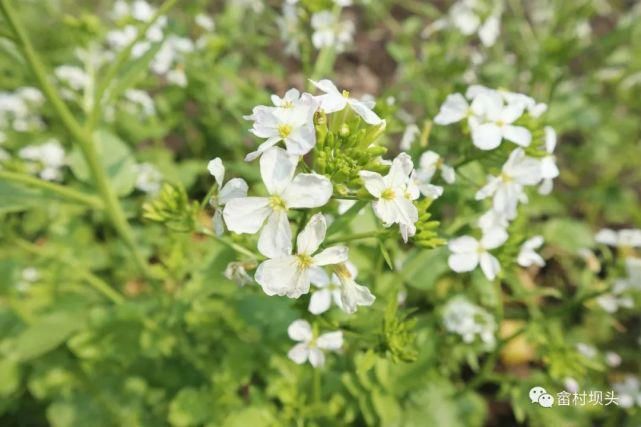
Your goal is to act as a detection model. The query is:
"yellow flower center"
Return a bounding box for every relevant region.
[381,188,396,201]
[342,89,350,98]
[278,123,292,138]
[500,172,512,183]
[297,253,314,269]
[496,119,505,127]
[282,100,294,108]
[269,196,287,211]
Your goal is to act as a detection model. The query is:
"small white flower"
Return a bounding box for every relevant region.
[612,376,641,409]
[596,228,641,248]
[255,213,348,298]
[195,13,215,32]
[310,11,354,53]
[399,123,420,151]
[134,163,163,194]
[442,296,496,347]
[18,139,66,181]
[54,65,89,92]
[576,342,597,359]
[605,351,622,367]
[207,157,248,236]
[131,0,155,21]
[448,227,508,280]
[475,148,541,219]
[287,319,343,367]
[471,91,531,150]
[478,209,509,232]
[277,4,302,57]
[359,153,419,242]
[517,236,545,267]
[563,378,580,394]
[224,147,332,258]
[310,79,383,125]
[245,96,317,161]
[124,89,155,116]
[417,150,456,184]
[310,262,375,315]
[434,93,472,126]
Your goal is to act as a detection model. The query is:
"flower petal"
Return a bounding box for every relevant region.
[481,227,508,249]
[287,319,313,342]
[434,93,468,125]
[288,343,309,364]
[448,236,479,253]
[218,178,248,205]
[308,348,325,367]
[260,146,297,195]
[258,210,292,258]
[207,157,224,186]
[479,253,501,280]
[472,123,503,150]
[359,171,386,198]
[309,290,332,315]
[255,256,309,298]
[317,331,343,350]
[313,246,349,266]
[503,125,532,147]
[297,213,327,255]
[348,99,383,125]
[283,173,333,209]
[223,197,271,234]
[448,252,479,272]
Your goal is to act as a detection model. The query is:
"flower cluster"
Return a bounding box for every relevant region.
[18,139,67,182]
[424,0,503,47]
[0,87,45,133]
[436,85,556,280]
[277,0,355,58]
[442,296,496,348]
[199,78,453,366]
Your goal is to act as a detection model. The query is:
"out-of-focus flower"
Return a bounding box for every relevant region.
[207,157,248,236]
[18,139,66,181]
[442,296,496,347]
[134,163,163,194]
[517,236,545,267]
[287,319,343,367]
[311,11,355,53]
[448,227,508,280]
[311,79,383,125]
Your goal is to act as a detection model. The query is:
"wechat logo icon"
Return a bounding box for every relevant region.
[530,386,554,408]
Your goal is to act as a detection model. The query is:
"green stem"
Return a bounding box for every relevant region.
[324,230,391,245]
[313,368,321,404]
[89,0,177,127]
[0,0,150,277]
[198,227,261,260]
[0,170,103,209]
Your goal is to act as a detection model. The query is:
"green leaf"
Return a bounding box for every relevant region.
[69,130,138,196]
[14,310,86,361]
[402,247,449,290]
[543,218,594,252]
[168,388,212,427]
[0,181,48,213]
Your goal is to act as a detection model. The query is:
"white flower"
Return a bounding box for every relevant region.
[470,91,531,150]
[310,262,375,314]
[207,157,248,236]
[245,96,317,161]
[310,11,354,53]
[433,93,472,126]
[224,147,332,258]
[576,342,597,359]
[399,123,420,151]
[124,89,155,116]
[195,14,215,32]
[612,376,641,409]
[475,148,541,219]
[596,228,641,248]
[134,163,163,194]
[538,126,559,195]
[277,4,302,57]
[417,150,455,184]
[54,65,89,91]
[448,227,508,280]
[359,153,419,242]
[448,0,502,47]
[478,209,509,232]
[255,214,348,298]
[18,139,66,181]
[310,79,383,125]
[517,236,545,267]
[131,0,155,21]
[287,319,343,367]
[605,351,622,367]
[442,297,496,347]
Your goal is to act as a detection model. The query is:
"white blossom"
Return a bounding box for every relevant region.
[470,91,531,150]
[255,214,347,298]
[207,157,248,236]
[223,147,332,258]
[517,236,545,267]
[54,65,89,92]
[417,150,456,184]
[287,319,343,367]
[448,227,508,280]
[309,262,375,315]
[18,139,66,181]
[475,148,541,219]
[311,11,354,53]
[224,261,254,287]
[134,163,163,194]
[195,14,215,32]
[595,228,641,248]
[359,153,419,242]
[442,297,496,347]
[244,91,317,161]
[612,376,641,409]
[310,79,383,125]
